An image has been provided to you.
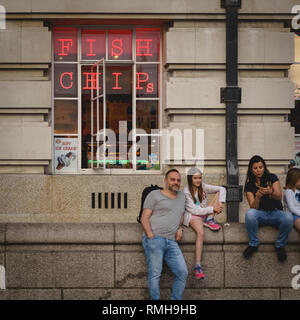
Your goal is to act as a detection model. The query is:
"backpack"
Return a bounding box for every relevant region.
[137,184,162,223]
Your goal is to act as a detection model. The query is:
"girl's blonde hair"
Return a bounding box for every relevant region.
[285,167,300,190]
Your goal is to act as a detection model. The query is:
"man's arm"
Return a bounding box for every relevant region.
[140,208,155,239]
[175,216,184,241]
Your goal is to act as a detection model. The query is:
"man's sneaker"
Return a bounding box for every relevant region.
[194,266,205,279]
[275,247,287,262]
[203,219,221,231]
[243,245,258,259]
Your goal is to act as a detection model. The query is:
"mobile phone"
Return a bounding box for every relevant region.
[260,181,267,188]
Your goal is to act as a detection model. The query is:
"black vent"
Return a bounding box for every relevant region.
[91,192,128,209]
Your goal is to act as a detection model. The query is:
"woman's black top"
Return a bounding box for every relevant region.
[245,173,283,211]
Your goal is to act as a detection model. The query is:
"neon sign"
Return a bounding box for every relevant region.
[54,28,77,62]
[60,72,73,90]
[136,39,153,57]
[58,39,73,56]
[137,72,152,92]
[86,39,96,57]
[80,69,156,95]
[81,30,106,60]
[54,28,160,97]
[55,69,157,96]
[81,65,134,95]
[111,39,124,57]
[82,72,99,90]
[54,64,78,97]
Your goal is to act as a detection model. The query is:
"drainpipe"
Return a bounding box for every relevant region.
[220,0,243,222]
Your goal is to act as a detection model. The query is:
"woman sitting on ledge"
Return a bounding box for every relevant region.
[243,155,294,262]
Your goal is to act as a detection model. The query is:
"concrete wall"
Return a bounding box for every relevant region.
[165,22,295,172]
[0,222,299,300]
[0,174,228,223]
[0,20,51,173]
[0,0,296,175]
[1,0,299,15]
[0,1,297,224]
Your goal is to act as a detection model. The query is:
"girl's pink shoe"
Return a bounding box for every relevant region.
[194,266,205,279]
[204,220,221,231]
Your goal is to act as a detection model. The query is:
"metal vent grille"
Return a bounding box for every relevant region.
[91,192,128,209]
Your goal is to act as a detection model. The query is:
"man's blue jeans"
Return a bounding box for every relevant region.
[142,235,188,300]
[245,208,294,248]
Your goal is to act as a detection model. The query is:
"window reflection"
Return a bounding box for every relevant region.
[136,101,158,134]
[54,100,78,134]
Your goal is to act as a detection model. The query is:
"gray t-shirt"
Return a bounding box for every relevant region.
[143,189,186,240]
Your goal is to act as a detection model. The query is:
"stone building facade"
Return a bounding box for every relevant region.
[0,0,299,300]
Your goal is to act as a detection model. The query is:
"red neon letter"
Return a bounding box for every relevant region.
[82,72,101,90]
[112,73,122,90]
[147,83,154,93]
[86,39,96,57]
[58,39,73,56]
[60,72,73,90]
[136,39,153,56]
[136,72,149,90]
[111,39,123,57]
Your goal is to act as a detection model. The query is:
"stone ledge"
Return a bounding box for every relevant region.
[224,223,300,244]
[0,289,61,300]
[5,223,114,244]
[0,222,299,245]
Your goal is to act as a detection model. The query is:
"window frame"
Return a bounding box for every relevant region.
[51,24,163,175]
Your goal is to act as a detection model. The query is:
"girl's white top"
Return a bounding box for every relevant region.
[284,188,300,217]
[183,183,226,227]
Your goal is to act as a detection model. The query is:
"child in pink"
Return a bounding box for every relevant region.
[183,167,226,279]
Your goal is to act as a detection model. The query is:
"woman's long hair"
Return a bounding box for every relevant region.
[244,155,271,191]
[187,167,204,203]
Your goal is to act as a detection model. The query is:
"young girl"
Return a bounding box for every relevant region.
[284,167,300,233]
[183,167,226,279]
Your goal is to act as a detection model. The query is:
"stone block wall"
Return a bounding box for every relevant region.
[0,223,299,300]
[0,0,297,174]
[0,20,52,174]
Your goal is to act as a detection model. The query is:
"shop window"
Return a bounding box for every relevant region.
[136,101,158,134]
[108,30,132,60]
[53,26,161,173]
[54,100,78,134]
[136,28,160,62]
[81,29,106,61]
[53,27,78,62]
[289,32,300,166]
[54,64,78,97]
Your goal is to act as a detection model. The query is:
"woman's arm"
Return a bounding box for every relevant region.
[270,180,282,201]
[246,191,263,209]
[259,180,282,201]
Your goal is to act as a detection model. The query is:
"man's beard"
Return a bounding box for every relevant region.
[168,185,178,193]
